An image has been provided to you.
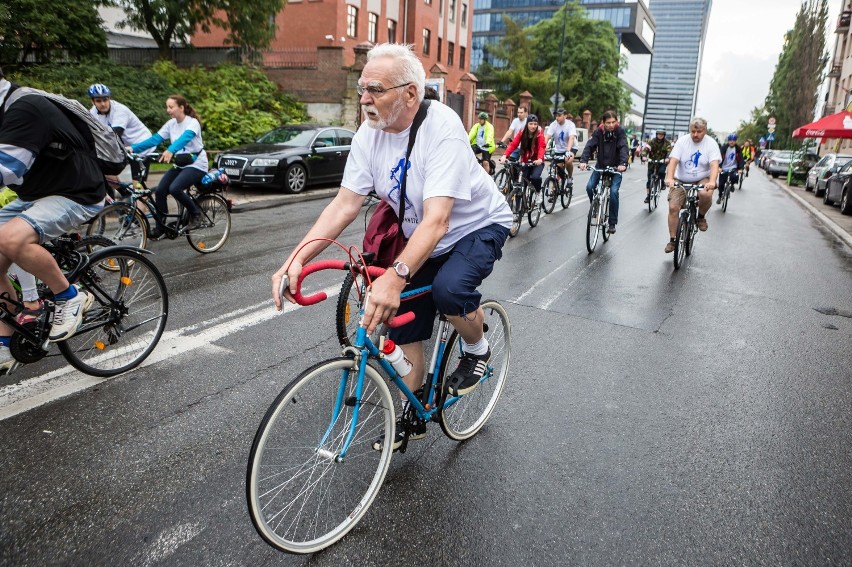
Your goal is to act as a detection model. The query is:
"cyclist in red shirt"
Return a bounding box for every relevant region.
[499,114,546,195]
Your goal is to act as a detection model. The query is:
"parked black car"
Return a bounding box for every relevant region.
[218,125,355,193]
[806,153,852,197]
[823,160,852,214]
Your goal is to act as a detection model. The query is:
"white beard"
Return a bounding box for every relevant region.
[363,96,405,130]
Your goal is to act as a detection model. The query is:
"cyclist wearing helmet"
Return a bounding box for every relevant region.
[544,108,577,189]
[88,84,152,185]
[468,111,495,174]
[643,129,672,203]
[717,133,744,203]
[500,114,546,195]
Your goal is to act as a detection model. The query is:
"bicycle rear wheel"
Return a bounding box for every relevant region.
[438,300,510,441]
[541,177,557,214]
[673,213,688,269]
[86,201,148,250]
[586,198,600,253]
[247,358,395,554]
[721,183,730,213]
[186,194,231,253]
[58,249,168,376]
[527,184,542,227]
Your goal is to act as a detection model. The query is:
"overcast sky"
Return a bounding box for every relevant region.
[695,0,842,132]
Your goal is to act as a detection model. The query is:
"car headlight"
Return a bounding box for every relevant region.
[251,158,280,167]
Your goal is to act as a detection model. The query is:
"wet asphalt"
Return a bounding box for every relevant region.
[1,165,850,566]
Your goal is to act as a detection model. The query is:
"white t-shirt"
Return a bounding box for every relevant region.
[546,120,577,153]
[509,117,527,136]
[721,145,738,172]
[89,100,152,147]
[670,135,722,182]
[342,102,513,256]
[157,116,208,172]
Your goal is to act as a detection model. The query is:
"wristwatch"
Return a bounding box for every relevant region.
[391,261,411,283]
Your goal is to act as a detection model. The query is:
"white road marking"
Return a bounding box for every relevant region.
[143,522,205,567]
[0,285,340,421]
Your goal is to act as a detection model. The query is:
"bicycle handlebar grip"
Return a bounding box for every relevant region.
[386,311,416,328]
[291,259,348,305]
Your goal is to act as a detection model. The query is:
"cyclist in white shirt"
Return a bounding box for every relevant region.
[500,106,528,160]
[130,95,208,238]
[272,43,512,451]
[544,108,577,188]
[88,84,152,184]
[664,117,721,253]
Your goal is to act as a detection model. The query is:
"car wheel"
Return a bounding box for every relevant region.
[841,187,852,215]
[814,182,825,198]
[771,172,779,178]
[824,184,834,205]
[284,163,307,194]
[805,178,812,191]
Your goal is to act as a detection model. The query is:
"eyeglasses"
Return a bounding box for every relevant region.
[356,83,411,97]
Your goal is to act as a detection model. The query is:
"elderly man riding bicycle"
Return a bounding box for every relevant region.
[272,43,512,449]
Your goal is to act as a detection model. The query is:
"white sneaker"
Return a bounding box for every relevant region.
[0,345,13,370]
[49,290,94,342]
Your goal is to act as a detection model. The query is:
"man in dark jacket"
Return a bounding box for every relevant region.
[578,111,628,233]
[0,67,106,367]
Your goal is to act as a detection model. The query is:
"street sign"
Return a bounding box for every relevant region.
[768,125,776,134]
[549,92,565,105]
[766,132,776,142]
[768,116,777,126]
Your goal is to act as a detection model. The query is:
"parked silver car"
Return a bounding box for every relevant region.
[806,153,852,197]
[766,150,793,178]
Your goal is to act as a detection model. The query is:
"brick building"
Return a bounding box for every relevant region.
[193,0,478,128]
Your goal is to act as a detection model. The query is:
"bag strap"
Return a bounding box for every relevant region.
[397,99,431,229]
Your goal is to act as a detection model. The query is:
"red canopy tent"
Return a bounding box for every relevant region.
[792,110,852,138]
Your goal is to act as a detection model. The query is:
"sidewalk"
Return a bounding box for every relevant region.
[146,171,339,213]
[766,171,852,248]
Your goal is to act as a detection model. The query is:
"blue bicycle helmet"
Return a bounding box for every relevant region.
[88,83,111,98]
[727,133,738,141]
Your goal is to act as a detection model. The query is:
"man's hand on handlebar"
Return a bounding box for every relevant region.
[578,162,588,171]
[617,165,626,172]
[361,272,405,335]
[272,261,303,310]
[159,150,173,164]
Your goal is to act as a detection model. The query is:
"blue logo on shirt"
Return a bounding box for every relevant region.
[388,157,413,210]
[687,150,702,169]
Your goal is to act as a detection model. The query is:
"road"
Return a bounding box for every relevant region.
[1,165,850,565]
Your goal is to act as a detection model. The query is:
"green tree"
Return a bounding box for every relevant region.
[109,0,287,60]
[477,2,631,120]
[0,0,107,65]
[764,0,828,148]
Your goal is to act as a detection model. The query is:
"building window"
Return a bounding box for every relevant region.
[423,29,431,56]
[461,3,468,27]
[347,6,358,38]
[449,0,456,22]
[437,38,442,62]
[447,41,454,66]
[368,12,378,43]
[460,45,465,69]
[388,19,397,43]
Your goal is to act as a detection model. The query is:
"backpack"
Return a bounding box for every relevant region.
[3,87,128,175]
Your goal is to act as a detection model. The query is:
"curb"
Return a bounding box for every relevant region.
[229,187,338,213]
[771,178,852,249]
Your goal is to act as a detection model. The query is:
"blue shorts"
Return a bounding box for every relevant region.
[389,223,509,345]
[0,196,104,245]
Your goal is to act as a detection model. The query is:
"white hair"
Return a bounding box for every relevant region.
[689,117,708,130]
[367,43,426,102]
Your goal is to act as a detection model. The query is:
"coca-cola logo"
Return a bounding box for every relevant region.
[805,129,825,137]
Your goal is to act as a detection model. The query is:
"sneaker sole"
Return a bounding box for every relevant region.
[372,431,427,452]
[48,292,94,342]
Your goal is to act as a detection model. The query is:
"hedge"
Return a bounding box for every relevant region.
[9,60,308,151]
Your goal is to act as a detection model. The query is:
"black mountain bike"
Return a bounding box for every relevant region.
[542,152,573,214]
[87,153,232,254]
[586,167,621,253]
[673,183,703,269]
[1,234,168,376]
[505,163,542,237]
[647,159,665,212]
[719,173,733,213]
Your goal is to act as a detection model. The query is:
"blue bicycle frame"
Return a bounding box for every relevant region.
[318,284,470,460]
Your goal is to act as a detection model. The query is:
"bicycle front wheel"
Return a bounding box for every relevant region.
[508,188,523,238]
[58,249,168,376]
[527,185,542,227]
[247,358,395,554]
[86,201,148,250]
[586,199,600,253]
[600,193,610,242]
[721,184,730,213]
[541,177,557,214]
[673,213,688,269]
[494,169,510,196]
[438,300,510,441]
[187,194,231,253]
[561,179,573,209]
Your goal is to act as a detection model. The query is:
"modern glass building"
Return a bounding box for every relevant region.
[643,0,712,137]
[471,0,656,128]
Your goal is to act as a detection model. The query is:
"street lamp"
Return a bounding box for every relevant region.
[552,1,568,118]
